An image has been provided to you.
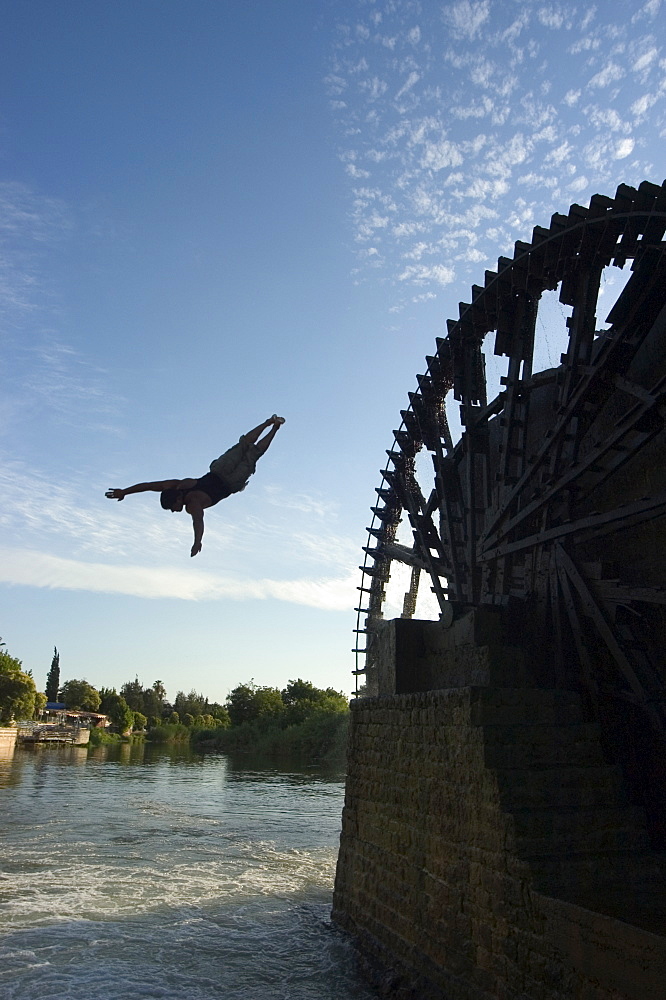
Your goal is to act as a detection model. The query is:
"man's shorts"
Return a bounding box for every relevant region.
[209,435,261,493]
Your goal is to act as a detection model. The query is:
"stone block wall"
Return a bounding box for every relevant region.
[369,613,532,696]
[333,687,666,1000]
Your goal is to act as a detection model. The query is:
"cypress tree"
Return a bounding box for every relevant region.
[45,647,60,702]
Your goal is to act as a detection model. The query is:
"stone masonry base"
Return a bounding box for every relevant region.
[333,688,666,1000]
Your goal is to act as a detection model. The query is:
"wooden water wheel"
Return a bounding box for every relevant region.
[355,179,666,736]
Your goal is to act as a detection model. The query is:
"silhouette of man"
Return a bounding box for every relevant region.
[106,415,285,557]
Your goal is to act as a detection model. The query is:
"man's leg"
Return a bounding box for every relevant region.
[243,417,274,446]
[253,415,284,457]
[210,416,284,483]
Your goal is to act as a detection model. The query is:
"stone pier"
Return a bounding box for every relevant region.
[333,613,666,1000]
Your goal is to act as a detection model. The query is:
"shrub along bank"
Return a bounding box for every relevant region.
[191,679,349,764]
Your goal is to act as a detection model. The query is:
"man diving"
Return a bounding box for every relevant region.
[105,415,285,557]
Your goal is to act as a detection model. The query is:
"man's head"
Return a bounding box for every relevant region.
[160,489,184,512]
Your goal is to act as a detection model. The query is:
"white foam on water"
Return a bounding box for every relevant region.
[0,748,373,1000]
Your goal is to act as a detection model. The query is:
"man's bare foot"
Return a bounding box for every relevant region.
[270,414,285,425]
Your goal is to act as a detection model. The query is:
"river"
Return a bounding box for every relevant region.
[0,741,374,1000]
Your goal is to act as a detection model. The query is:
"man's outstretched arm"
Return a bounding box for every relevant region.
[186,500,205,557]
[105,479,198,501]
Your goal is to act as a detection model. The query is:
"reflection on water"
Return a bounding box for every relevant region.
[0,741,20,788]
[0,743,371,1000]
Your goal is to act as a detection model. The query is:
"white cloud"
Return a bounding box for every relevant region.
[545,140,574,164]
[450,96,494,119]
[459,177,510,199]
[395,71,420,100]
[631,0,662,23]
[631,93,658,117]
[397,263,456,286]
[516,171,558,188]
[402,241,430,260]
[330,0,665,304]
[392,220,426,237]
[347,163,371,178]
[443,0,490,40]
[0,547,358,610]
[360,76,389,101]
[568,36,600,54]
[614,137,635,158]
[421,139,464,170]
[0,182,72,317]
[355,211,391,240]
[537,7,567,30]
[263,486,338,519]
[632,47,658,73]
[324,73,347,96]
[458,247,486,263]
[568,175,589,192]
[588,61,625,88]
[588,107,626,131]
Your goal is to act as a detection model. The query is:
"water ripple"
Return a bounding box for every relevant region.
[0,746,373,1000]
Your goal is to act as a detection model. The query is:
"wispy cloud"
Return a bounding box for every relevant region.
[444,1,491,41]
[327,1,664,309]
[0,181,72,318]
[263,484,340,519]
[0,460,359,609]
[11,336,125,430]
[0,547,358,610]
[0,182,125,436]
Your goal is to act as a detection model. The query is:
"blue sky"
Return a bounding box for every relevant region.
[1,0,663,704]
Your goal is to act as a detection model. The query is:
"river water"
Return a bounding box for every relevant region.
[0,741,374,1000]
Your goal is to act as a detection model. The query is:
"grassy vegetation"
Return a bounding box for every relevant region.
[146,722,191,744]
[192,707,349,766]
[88,727,122,747]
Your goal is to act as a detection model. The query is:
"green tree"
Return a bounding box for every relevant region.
[98,687,119,715]
[169,710,180,724]
[183,713,195,727]
[226,681,259,726]
[106,694,133,734]
[213,707,231,728]
[59,679,101,712]
[254,686,284,722]
[141,686,161,720]
[45,647,60,702]
[226,681,284,727]
[144,680,167,721]
[152,679,166,703]
[174,689,208,718]
[0,649,37,723]
[281,678,319,706]
[120,676,144,712]
[33,691,47,718]
[132,711,147,731]
[281,679,348,725]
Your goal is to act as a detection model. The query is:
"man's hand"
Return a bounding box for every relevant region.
[191,541,202,557]
[105,489,125,501]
